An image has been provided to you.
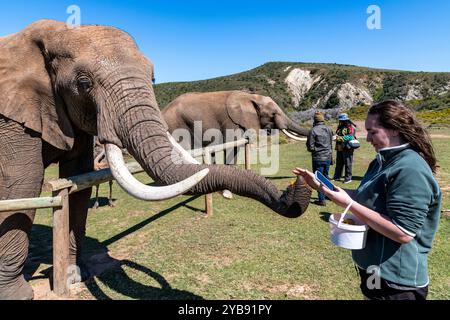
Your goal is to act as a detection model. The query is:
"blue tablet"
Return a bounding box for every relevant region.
[315,171,336,191]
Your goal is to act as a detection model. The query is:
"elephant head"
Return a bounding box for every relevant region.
[0,20,208,200]
[0,20,311,217]
[226,91,309,140]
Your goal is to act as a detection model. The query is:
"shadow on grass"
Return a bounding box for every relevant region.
[85,259,204,300]
[88,197,117,209]
[265,176,294,180]
[102,195,202,247]
[319,212,332,222]
[25,195,204,300]
[334,176,364,182]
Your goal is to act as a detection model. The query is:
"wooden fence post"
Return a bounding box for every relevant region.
[52,188,70,297]
[203,149,213,217]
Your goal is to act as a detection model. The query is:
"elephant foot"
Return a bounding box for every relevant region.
[276,176,312,218]
[93,201,100,210]
[0,275,34,300]
[108,199,116,207]
[222,190,233,199]
[61,258,92,286]
[72,260,92,283]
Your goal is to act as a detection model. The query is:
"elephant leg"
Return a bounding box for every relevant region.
[0,118,44,300]
[222,147,240,199]
[58,132,94,282]
[233,146,239,165]
[225,146,239,166]
[93,185,100,210]
[108,181,115,207]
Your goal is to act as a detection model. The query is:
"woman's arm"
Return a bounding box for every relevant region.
[292,168,413,244]
[343,189,356,199]
[323,187,414,244]
[349,202,413,244]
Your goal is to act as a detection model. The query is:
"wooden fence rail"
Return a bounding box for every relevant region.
[0,137,251,297]
[0,197,62,212]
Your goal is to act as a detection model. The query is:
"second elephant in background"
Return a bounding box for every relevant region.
[162,91,309,165]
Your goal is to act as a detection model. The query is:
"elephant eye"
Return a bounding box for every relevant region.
[77,76,93,92]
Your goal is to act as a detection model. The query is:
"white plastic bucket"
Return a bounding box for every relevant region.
[329,209,369,250]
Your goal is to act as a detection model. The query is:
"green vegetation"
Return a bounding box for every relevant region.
[30,132,450,300]
[346,95,450,124]
[409,92,450,111]
[417,109,450,125]
[347,105,370,121]
[154,62,450,117]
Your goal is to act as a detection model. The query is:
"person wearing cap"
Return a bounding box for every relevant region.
[306,112,334,206]
[333,113,357,184]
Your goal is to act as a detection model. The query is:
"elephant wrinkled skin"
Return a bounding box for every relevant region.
[0,20,311,300]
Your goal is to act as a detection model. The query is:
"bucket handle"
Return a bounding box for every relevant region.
[338,200,355,228]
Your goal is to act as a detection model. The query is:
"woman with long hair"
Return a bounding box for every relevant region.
[294,101,441,300]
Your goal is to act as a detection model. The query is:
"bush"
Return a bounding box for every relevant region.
[418,109,450,125]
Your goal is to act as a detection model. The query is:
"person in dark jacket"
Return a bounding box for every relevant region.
[306,112,334,206]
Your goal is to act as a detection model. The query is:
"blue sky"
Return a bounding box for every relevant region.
[1,0,449,83]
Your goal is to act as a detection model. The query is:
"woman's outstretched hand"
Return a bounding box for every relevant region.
[292,168,320,191]
[293,168,354,208]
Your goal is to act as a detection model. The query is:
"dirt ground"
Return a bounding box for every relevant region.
[31,252,124,300]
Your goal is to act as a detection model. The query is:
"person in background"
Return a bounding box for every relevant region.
[294,101,441,300]
[333,113,357,184]
[306,111,334,206]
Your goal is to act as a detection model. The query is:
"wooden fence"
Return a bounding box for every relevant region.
[0,138,251,297]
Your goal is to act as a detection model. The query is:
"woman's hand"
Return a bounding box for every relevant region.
[293,168,354,208]
[320,186,353,208]
[292,168,320,190]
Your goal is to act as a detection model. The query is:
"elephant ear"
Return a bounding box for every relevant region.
[226,92,262,130]
[0,21,74,151]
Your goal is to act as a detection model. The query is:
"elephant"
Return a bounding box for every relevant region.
[0,20,311,300]
[162,91,309,198]
[162,91,309,163]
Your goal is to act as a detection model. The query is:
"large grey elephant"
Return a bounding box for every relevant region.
[162,91,309,155]
[0,20,311,300]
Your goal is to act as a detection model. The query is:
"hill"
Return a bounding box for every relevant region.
[154,62,450,123]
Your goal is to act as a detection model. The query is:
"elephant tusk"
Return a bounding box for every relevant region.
[105,144,209,201]
[282,130,308,142]
[167,133,201,165]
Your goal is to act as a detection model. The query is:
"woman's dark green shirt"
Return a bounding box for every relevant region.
[353,144,441,288]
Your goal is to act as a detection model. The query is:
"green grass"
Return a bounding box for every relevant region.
[30,132,450,300]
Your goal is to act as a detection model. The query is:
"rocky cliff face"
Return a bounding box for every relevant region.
[283,66,450,111]
[155,62,450,120]
[285,68,374,110]
[285,69,321,107]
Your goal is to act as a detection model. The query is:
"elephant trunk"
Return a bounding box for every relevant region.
[280,118,309,141]
[286,118,310,137]
[111,96,311,217]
